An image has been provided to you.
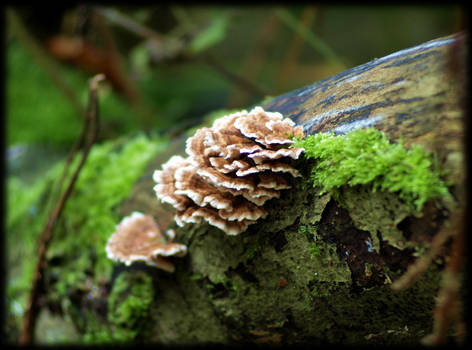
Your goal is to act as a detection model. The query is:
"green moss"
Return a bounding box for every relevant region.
[48,133,167,294]
[342,185,414,249]
[299,224,321,259]
[310,283,331,298]
[190,273,204,281]
[81,271,154,343]
[106,271,154,342]
[308,243,321,258]
[6,133,166,341]
[189,226,246,285]
[293,127,450,211]
[242,243,262,264]
[6,163,65,338]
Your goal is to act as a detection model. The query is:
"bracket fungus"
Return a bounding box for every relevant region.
[106,212,187,272]
[153,106,305,235]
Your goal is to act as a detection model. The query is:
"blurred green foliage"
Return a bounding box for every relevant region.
[7,41,84,146]
[137,63,232,130]
[7,5,461,149]
[6,40,139,147]
[5,133,166,342]
[189,12,230,53]
[316,6,461,64]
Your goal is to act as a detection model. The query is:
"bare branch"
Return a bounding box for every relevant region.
[18,74,105,345]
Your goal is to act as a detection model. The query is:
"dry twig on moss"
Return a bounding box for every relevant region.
[18,74,105,345]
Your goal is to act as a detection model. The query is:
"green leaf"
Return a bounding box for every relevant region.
[189,15,229,54]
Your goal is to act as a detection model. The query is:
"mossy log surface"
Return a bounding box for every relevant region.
[113,33,466,345]
[39,33,466,345]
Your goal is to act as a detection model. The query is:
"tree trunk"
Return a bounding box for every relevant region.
[38,33,467,345]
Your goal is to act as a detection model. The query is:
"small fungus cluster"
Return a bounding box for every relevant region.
[153,106,305,235]
[106,212,187,272]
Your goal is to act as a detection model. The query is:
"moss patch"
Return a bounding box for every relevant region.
[44,134,166,303]
[293,127,451,212]
[6,133,166,342]
[78,270,155,343]
[342,185,413,249]
[170,175,439,344]
[106,271,154,342]
[146,128,447,344]
[6,163,65,341]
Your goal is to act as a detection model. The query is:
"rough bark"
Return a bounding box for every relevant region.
[39,33,466,345]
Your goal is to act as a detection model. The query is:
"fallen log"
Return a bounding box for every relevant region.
[120,33,466,345]
[38,33,466,345]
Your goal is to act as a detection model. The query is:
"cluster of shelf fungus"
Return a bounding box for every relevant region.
[106,106,305,270]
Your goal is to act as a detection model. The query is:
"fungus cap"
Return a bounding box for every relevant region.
[153,106,305,235]
[106,212,187,272]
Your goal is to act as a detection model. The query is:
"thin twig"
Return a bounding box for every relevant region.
[226,11,279,107]
[422,206,465,345]
[18,74,105,345]
[275,6,317,91]
[390,219,455,291]
[94,6,167,42]
[274,7,346,71]
[202,54,268,99]
[95,6,268,100]
[172,6,269,100]
[46,85,95,212]
[391,200,465,345]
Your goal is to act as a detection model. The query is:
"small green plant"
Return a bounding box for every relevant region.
[308,243,321,258]
[293,127,450,211]
[242,244,261,264]
[299,224,321,258]
[190,273,203,281]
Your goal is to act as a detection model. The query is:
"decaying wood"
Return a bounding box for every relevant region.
[112,33,467,345]
[263,34,467,344]
[35,33,465,345]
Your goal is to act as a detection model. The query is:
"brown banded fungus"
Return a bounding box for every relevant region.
[153,106,305,235]
[106,212,187,272]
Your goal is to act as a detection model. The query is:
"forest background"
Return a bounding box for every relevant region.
[5,5,463,344]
